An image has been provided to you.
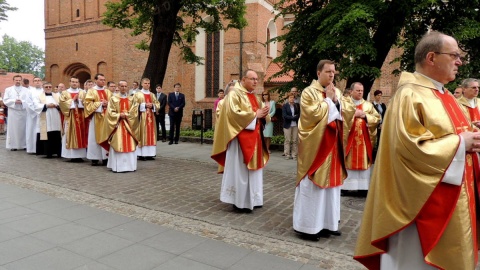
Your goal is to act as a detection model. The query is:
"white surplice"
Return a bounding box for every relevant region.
[25,87,44,153]
[3,86,29,149]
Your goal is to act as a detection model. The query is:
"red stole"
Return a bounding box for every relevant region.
[142,93,156,146]
[70,92,87,148]
[236,93,264,169]
[414,90,477,265]
[97,90,107,114]
[119,98,134,152]
[467,106,480,123]
[304,92,344,187]
[346,104,373,170]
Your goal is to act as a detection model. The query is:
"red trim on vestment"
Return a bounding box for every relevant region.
[237,93,264,169]
[345,104,373,169]
[142,93,156,146]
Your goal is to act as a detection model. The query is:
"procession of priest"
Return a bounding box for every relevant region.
[3,30,480,269]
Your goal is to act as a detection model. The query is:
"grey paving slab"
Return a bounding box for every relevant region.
[2,190,51,206]
[98,244,176,270]
[74,211,134,231]
[105,219,168,243]
[72,261,115,270]
[181,239,251,269]
[0,235,55,265]
[0,206,36,223]
[26,198,78,213]
[0,201,16,212]
[2,212,68,234]
[31,222,99,245]
[48,204,108,221]
[141,229,207,255]
[153,256,222,270]
[0,183,30,199]
[228,251,303,270]
[3,247,90,270]
[61,232,134,260]
[0,224,23,242]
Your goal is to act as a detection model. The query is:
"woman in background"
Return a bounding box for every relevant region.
[262,91,276,154]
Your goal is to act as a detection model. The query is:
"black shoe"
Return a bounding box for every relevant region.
[174,141,178,144]
[145,157,155,160]
[294,230,321,241]
[70,158,84,163]
[232,205,253,213]
[168,142,173,145]
[253,205,263,209]
[102,159,108,166]
[91,160,100,166]
[10,149,17,151]
[162,139,166,142]
[321,229,341,236]
[138,156,146,161]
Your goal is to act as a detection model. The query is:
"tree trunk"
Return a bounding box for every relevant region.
[347,0,412,99]
[142,1,182,91]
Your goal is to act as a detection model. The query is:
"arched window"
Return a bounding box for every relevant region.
[267,20,277,58]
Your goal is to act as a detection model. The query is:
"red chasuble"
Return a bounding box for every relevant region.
[142,93,156,146]
[345,104,373,170]
[236,93,265,170]
[69,92,87,148]
[97,90,107,114]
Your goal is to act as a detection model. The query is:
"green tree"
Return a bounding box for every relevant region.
[0,0,16,22]
[272,0,480,97]
[102,0,247,90]
[0,34,45,78]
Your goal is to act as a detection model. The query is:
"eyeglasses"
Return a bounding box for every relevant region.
[469,86,479,89]
[44,86,52,88]
[247,78,259,81]
[262,94,269,96]
[434,52,464,61]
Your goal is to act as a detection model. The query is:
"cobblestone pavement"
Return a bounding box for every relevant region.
[0,135,366,269]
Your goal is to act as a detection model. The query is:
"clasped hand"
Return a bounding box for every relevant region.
[460,131,480,152]
[256,105,270,118]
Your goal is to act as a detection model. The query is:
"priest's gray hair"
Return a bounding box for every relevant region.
[461,78,478,89]
[414,31,446,65]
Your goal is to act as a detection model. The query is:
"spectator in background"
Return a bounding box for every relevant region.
[262,91,276,153]
[453,87,463,99]
[282,94,300,160]
[214,89,225,112]
[372,90,387,161]
[0,98,6,134]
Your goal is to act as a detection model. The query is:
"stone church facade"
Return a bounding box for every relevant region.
[44,0,399,128]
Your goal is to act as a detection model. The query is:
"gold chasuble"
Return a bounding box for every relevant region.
[296,80,355,188]
[100,96,139,152]
[134,91,160,147]
[458,96,480,125]
[84,88,112,144]
[211,83,269,173]
[59,90,87,149]
[355,72,478,270]
[344,100,380,170]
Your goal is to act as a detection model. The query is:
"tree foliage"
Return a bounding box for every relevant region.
[0,35,45,78]
[103,0,247,89]
[0,0,16,22]
[272,0,480,97]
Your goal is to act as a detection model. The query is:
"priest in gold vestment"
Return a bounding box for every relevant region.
[84,73,112,166]
[293,60,355,240]
[457,78,480,128]
[355,32,480,270]
[59,76,87,162]
[342,82,380,192]
[101,80,139,173]
[211,70,270,212]
[134,78,160,161]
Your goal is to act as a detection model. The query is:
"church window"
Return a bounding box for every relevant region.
[205,31,220,98]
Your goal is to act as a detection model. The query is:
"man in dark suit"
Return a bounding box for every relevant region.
[372,90,387,161]
[168,83,185,145]
[282,94,300,160]
[155,85,167,142]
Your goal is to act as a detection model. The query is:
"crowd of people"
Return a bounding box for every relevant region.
[211,31,480,269]
[2,74,185,173]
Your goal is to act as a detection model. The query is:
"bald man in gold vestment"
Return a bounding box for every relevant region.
[211,70,270,213]
[355,32,480,270]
